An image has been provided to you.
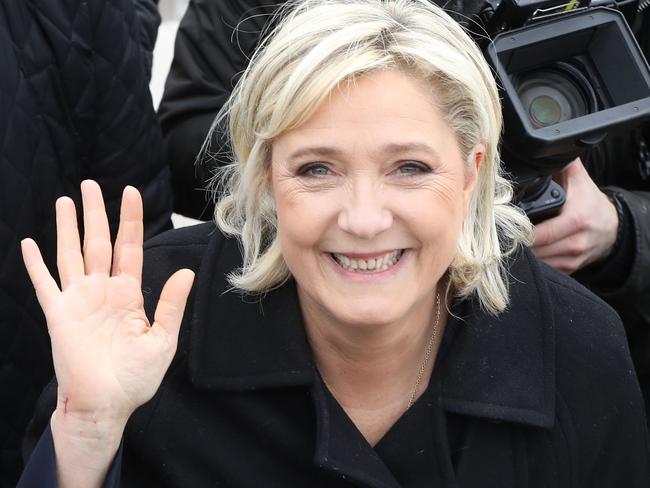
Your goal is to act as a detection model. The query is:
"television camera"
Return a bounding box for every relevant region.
[474,0,650,221]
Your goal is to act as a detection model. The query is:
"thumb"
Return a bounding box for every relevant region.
[151,268,195,343]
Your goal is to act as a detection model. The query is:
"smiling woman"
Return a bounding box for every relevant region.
[213,0,529,317]
[18,0,650,487]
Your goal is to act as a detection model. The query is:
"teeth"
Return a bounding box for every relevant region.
[332,250,403,272]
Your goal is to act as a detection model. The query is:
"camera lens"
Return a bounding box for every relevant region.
[514,63,595,128]
[529,95,563,126]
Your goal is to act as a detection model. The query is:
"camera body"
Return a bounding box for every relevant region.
[476,0,650,221]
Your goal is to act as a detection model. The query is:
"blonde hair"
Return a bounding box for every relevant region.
[208,0,532,315]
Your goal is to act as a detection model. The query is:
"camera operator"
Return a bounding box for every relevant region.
[159,0,650,415]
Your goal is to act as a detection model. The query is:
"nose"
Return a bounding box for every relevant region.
[337,180,393,239]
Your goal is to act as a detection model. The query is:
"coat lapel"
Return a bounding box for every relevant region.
[187,232,315,391]
[441,250,556,429]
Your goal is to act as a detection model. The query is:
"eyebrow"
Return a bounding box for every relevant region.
[286,142,442,163]
[287,146,343,161]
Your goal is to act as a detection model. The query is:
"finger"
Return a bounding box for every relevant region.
[532,215,576,248]
[532,233,585,273]
[531,236,573,260]
[112,186,144,283]
[552,157,581,188]
[535,255,579,275]
[564,157,586,178]
[21,238,61,309]
[532,226,594,263]
[151,269,195,346]
[56,197,84,289]
[81,180,112,275]
[531,244,558,261]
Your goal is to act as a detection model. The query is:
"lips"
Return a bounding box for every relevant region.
[331,250,404,272]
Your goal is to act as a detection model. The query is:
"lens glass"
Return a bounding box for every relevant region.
[516,69,590,128]
[529,95,562,126]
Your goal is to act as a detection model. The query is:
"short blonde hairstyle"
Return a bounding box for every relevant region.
[208,0,532,314]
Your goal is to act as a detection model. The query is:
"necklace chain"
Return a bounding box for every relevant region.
[407,291,441,409]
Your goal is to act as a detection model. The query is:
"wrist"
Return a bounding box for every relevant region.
[50,408,126,487]
[51,406,127,446]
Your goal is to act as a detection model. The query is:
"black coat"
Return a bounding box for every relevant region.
[158,0,650,417]
[0,1,173,485]
[20,223,650,487]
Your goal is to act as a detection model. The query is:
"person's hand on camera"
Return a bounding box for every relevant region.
[531,158,618,275]
[21,181,194,488]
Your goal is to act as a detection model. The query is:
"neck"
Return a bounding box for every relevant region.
[301,288,448,413]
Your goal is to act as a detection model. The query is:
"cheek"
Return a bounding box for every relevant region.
[400,181,466,258]
[416,215,463,277]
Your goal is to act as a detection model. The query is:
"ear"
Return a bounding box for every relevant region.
[465,143,484,189]
[463,143,484,211]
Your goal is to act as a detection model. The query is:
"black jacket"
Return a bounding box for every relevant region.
[158,0,650,413]
[19,223,650,486]
[0,1,172,485]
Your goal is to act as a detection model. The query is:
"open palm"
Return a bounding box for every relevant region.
[22,181,194,423]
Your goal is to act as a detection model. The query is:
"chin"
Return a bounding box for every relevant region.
[328,297,407,328]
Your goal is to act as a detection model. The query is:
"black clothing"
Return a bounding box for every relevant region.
[19,223,650,486]
[158,0,650,414]
[0,0,172,484]
[577,144,650,409]
[158,0,280,218]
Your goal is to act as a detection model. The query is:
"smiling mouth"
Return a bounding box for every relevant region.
[331,250,405,272]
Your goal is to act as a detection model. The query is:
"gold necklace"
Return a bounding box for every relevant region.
[407,291,441,409]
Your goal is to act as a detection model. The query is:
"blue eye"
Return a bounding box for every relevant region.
[298,163,331,177]
[397,161,431,175]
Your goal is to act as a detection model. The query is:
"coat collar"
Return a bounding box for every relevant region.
[188,232,555,428]
[440,250,556,428]
[188,233,315,390]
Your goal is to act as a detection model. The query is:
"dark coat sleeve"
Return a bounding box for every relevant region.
[134,0,162,79]
[83,0,173,240]
[157,0,279,219]
[579,186,650,394]
[579,187,650,304]
[17,423,123,488]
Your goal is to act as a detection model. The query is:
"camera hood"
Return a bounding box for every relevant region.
[485,7,650,175]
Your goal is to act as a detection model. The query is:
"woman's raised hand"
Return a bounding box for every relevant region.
[21,181,194,484]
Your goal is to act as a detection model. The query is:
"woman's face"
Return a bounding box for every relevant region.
[271,70,481,329]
